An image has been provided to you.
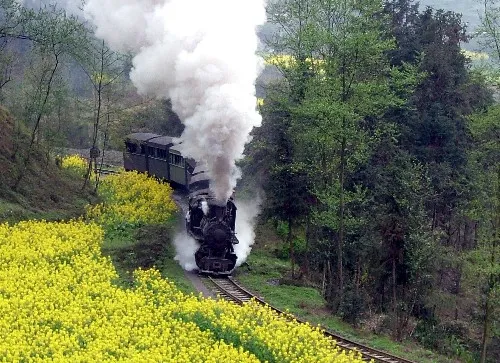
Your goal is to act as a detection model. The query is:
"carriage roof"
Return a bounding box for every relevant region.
[125,133,162,143]
[146,135,174,148]
[169,144,183,155]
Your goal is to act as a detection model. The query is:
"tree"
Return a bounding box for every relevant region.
[466,103,500,363]
[360,122,435,339]
[0,1,28,94]
[244,92,311,278]
[8,5,88,188]
[384,1,491,236]
[77,38,127,190]
[268,0,399,307]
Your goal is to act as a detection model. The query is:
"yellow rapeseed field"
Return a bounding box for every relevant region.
[0,220,364,362]
[265,54,325,70]
[0,163,365,362]
[0,221,259,362]
[85,171,177,227]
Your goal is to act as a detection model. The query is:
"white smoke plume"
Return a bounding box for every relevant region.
[234,198,261,266]
[173,231,199,271]
[83,0,266,203]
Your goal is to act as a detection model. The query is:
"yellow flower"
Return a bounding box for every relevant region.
[60,154,89,178]
[86,171,177,227]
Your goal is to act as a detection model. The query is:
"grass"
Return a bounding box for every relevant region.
[100,223,196,294]
[0,200,36,223]
[235,232,454,363]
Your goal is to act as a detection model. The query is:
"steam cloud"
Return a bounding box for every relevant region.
[83,0,266,202]
[233,199,261,266]
[173,199,261,270]
[172,231,198,271]
[21,0,266,270]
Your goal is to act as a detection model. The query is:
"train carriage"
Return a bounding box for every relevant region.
[124,133,162,173]
[123,133,194,189]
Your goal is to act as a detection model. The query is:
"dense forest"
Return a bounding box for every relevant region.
[0,0,498,361]
[245,0,499,361]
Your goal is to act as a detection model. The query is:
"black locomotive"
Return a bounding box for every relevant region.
[123,133,239,274]
[187,165,238,273]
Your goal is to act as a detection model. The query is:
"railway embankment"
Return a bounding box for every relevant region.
[0,109,97,222]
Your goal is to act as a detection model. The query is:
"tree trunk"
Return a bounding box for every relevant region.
[304,214,311,278]
[288,218,294,279]
[322,262,327,297]
[480,285,493,363]
[83,41,105,190]
[432,206,437,232]
[338,135,346,298]
[326,259,332,302]
[482,164,500,362]
[13,54,59,189]
[454,269,461,321]
[392,254,397,313]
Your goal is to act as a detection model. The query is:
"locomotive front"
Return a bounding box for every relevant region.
[186,197,238,274]
[186,165,238,274]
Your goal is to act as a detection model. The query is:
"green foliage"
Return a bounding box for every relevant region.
[174,311,276,363]
[464,102,500,362]
[338,284,365,325]
[238,244,453,362]
[414,319,479,362]
[246,1,495,357]
[274,220,307,260]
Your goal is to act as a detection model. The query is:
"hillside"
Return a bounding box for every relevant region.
[0,107,95,222]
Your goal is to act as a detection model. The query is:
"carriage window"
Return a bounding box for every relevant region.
[169,153,184,167]
[157,149,167,159]
[147,146,155,157]
[140,145,145,154]
[125,142,137,153]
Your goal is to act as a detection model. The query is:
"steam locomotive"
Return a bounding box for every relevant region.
[123,133,238,274]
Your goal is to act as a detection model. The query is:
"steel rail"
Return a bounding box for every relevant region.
[96,168,119,176]
[206,276,415,363]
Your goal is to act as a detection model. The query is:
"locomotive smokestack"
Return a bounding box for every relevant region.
[211,199,228,207]
[83,0,266,202]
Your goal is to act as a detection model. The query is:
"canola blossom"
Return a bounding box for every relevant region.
[60,154,88,177]
[85,171,177,227]
[0,220,364,362]
[265,54,325,71]
[0,221,258,362]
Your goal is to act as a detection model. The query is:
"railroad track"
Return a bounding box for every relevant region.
[97,168,119,176]
[206,276,415,363]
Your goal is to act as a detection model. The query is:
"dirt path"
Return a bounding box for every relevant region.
[60,148,124,167]
[184,271,216,298]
